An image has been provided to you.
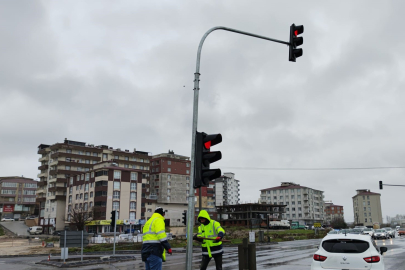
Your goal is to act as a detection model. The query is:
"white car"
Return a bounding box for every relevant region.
[374,229,388,239]
[1,217,14,222]
[362,228,375,238]
[311,234,388,270]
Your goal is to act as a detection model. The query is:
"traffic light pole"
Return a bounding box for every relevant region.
[186,26,292,270]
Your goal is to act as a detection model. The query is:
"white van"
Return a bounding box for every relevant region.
[29,226,43,235]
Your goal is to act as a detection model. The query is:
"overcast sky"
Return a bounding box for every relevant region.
[1,1,405,223]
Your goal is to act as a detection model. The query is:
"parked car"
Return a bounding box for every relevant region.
[374,229,388,239]
[362,228,375,238]
[29,226,43,235]
[52,230,63,236]
[311,234,388,270]
[25,216,37,220]
[1,217,15,222]
[398,228,405,236]
[349,228,364,235]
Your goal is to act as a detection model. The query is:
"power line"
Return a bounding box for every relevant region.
[221,166,405,171]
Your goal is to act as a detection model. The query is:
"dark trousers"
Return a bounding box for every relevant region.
[200,254,222,270]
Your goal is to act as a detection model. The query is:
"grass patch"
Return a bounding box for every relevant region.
[0,226,4,236]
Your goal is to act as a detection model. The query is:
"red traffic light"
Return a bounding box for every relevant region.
[289,24,304,62]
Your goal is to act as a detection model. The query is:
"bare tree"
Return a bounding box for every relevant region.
[67,206,99,231]
[330,217,348,229]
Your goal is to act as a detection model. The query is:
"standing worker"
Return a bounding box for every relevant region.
[141,207,172,270]
[193,210,225,270]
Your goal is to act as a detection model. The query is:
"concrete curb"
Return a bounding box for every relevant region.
[35,255,136,268]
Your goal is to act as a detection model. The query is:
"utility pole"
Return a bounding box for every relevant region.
[186,26,302,270]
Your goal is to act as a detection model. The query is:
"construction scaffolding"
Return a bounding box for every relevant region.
[217,203,286,227]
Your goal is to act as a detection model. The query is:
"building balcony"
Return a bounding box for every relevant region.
[48,194,66,201]
[36,197,46,202]
[48,186,66,192]
[37,172,48,178]
[37,181,47,187]
[38,156,49,162]
[38,165,48,170]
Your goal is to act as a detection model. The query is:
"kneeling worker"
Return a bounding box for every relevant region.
[141,207,172,270]
[194,210,225,270]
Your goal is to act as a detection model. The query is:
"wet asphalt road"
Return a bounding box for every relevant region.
[0,236,404,269]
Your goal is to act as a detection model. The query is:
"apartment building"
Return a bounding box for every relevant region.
[148,151,190,226]
[37,139,151,234]
[352,189,382,226]
[215,172,240,206]
[66,161,145,233]
[0,176,37,220]
[324,201,344,225]
[259,182,325,226]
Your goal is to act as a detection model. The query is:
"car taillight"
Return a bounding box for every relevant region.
[363,256,380,263]
[313,254,327,261]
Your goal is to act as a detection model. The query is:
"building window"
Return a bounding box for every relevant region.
[93,152,98,157]
[365,218,368,222]
[186,170,189,174]
[113,202,119,210]
[85,160,90,164]
[69,187,72,194]
[91,172,94,178]
[66,149,72,153]
[84,193,88,201]
[125,156,129,161]
[80,193,83,199]
[84,203,88,211]
[69,196,72,203]
[85,183,89,191]
[114,171,121,179]
[131,172,137,180]
[130,192,136,200]
[77,167,82,172]
[186,163,190,167]
[130,212,136,220]
[90,191,93,198]
[124,164,129,168]
[167,182,171,187]
[114,155,119,159]
[76,194,79,200]
[114,182,120,190]
[168,161,171,165]
[65,165,71,170]
[167,196,171,201]
[89,202,93,208]
[367,201,370,205]
[81,174,84,180]
[131,183,137,190]
[85,173,90,181]
[168,168,171,172]
[130,202,136,209]
[113,191,120,199]
[103,154,107,160]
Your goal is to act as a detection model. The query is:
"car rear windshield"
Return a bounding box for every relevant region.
[322,239,369,253]
[375,229,384,232]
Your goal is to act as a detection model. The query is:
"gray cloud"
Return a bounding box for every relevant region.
[1,0,405,222]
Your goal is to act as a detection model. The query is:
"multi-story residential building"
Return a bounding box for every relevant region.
[352,189,382,226]
[195,181,216,220]
[66,161,146,234]
[259,182,325,226]
[324,201,344,225]
[37,139,151,234]
[215,172,240,206]
[0,176,37,220]
[148,151,191,226]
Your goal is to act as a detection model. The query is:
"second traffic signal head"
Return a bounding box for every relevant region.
[111,211,116,227]
[289,24,304,62]
[379,181,383,190]
[194,132,222,188]
[182,211,187,225]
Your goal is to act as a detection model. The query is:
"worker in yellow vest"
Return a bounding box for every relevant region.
[141,207,172,270]
[194,210,225,270]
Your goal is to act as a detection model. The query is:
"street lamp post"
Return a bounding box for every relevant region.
[186,26,293,270]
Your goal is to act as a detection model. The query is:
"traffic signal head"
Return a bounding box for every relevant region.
[111,211,116,227]
[182,211,187,226]
[194,132,222,188]
[379,181,383,190]
[289,24,304,62]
